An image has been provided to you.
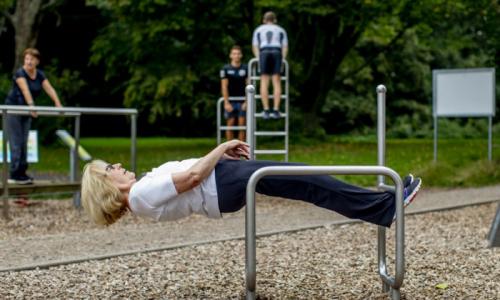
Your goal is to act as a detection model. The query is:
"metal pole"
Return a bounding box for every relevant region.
[217,98,222,145]
[376,85,386,185]
[245,166,404,299]
[2,110,10,220]
[488,116,492,161]
[434,117,438,162]
[246,85,255,160]
[376,84,390,292]
[72,115,81,207]
[131,114,137,172]
[285,60,289,162]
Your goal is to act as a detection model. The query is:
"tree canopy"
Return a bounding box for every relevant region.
[0,0,498,138]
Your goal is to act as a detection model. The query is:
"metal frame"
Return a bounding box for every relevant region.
[432,68,496,161]
[244,85,405,299]
[488,202,500,247]
[0,105,137,218]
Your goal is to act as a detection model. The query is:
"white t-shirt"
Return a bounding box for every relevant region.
[252,24,288,49]
[128,159,221,221]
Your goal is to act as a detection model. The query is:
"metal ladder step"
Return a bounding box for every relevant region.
[250,76,287,80]
[220,126,246,130]
[254,112,287,118]
[254,149,287,155]
[254,131,286,136]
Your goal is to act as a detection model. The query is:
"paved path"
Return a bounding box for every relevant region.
[1,185,499,272]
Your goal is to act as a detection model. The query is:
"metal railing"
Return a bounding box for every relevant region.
[243,85,405,299]
[0,105,138,219]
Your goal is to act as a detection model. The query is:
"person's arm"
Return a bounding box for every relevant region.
[16,77,35,106]
[221,78,233,112]
[282,46,288,59]
[15,77,37,118]
[252,46,259,58]
[42,79,62,107]
[172,140,249,194]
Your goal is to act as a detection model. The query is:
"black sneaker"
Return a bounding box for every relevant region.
[262,110,271,120]
[8,176,33,185]
[270,109,281,119]
[403,174,414,188]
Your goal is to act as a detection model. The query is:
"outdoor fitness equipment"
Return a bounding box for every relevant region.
[244,84,406,300]
[0,106,137,219]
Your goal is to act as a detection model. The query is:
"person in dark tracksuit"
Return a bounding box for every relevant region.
[4,48,62,184]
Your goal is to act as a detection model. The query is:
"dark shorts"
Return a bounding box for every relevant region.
[259,48,282,75]
[224,101,246,119]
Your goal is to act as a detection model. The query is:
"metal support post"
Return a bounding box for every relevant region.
[434,117,438,162]
[245,166,404,299]
[131,114,137,172]
[246,85,255,160]
[488,116,492,161]
[2,110,10,220]
[72,115,81,207]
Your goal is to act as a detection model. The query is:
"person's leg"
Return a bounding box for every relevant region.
[271,74,281,111]
[19,116,31,176]
[225,117,235,140]
[215,160,395,227]
[260,75,270,111]
[237,115,246,141]
[6,115,24,178]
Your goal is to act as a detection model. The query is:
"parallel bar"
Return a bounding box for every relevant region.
[254,112,287,118]
[0,105,137,115]
[0,182,80,195]
[249,76,287,81]
[245,166,404,299]
[221,126,246,131]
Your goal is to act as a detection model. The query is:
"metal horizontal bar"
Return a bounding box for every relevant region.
[221,126,246,130]
[0,181,80,195]
[218,97,245,102]
[254,112,287,118]
[378,183,396,193]
[254,131,286,136]
[0,105,137,116]
[249,76,287,80]
[4,110,81,117]
[254,150,287,154]
[255,95,287,99]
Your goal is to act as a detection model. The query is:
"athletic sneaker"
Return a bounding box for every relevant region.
[8,175,33,185]
[403,174,414,188]
[270,109,281,119]
[393,177,421,222]
[262,110,271,120]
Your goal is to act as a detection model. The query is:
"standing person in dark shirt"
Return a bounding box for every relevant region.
[220,45,248,141]
[252,11,288,119]
[4,48,63,184]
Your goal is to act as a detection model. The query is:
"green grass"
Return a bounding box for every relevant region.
[28,136,500,188]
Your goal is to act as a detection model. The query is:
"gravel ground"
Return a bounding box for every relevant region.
[0,202,498,299]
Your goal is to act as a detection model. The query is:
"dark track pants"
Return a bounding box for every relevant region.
[215,160,396,227]
[7,115,31,178]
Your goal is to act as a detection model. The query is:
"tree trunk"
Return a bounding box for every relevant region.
[5,0,60,71]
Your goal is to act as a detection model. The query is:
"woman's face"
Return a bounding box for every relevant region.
[23,54,39,71]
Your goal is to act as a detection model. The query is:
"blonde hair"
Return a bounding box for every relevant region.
[81,160,128,226]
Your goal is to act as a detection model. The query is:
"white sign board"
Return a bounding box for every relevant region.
[433,68,495,117]
[0,130,39,163]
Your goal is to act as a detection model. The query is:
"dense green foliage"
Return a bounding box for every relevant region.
[0,0,499,138]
